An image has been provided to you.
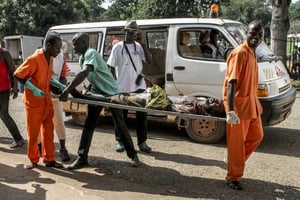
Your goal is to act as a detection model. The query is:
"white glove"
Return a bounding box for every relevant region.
[226,111,240,124]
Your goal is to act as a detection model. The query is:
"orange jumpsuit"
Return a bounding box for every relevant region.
[222,41,264,181]
[14,49,55,164]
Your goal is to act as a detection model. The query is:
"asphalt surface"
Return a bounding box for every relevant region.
[0,91,299,200]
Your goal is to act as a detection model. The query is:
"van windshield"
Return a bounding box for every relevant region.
[225,23,276,62]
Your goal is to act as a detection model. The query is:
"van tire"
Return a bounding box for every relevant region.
[185,118,226,143]
[71,112,87,126]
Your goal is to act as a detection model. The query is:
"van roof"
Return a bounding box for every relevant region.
[49,18,241,31]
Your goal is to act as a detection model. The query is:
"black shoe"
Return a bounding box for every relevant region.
[131,155,141,167]
[59,149,71,162]
[138,142,152,153]
[10,139,25,149]
[226,180,243,190]
[67,157,89,170]
[45,161,64,168]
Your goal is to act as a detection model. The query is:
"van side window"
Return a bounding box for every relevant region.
[103,34,124,61]
[60,32,101,62]
[178,31,202,58]
[143,31,168,87]
[178,29,234,61]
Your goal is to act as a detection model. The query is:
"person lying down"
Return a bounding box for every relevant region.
[68,85,225,117]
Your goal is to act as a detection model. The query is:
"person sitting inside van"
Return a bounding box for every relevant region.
[179,32,201,56]
[199,31,215,58]
[200,29,225,59]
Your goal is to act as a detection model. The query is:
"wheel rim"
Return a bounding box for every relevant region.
[190,118,217,137]
[71,112,86,126]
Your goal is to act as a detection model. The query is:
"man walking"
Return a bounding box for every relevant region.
[222,20,264,190]
[59,32,140,170]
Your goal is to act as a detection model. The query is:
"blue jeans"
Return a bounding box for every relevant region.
[0,89,23,142]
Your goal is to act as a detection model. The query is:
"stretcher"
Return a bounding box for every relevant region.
[45,93,226,122]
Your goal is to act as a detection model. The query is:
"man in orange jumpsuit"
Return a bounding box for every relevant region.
[222,20,264,190]
[14,32,64,169]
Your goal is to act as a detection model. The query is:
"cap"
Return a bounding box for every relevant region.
[124,20,138,31]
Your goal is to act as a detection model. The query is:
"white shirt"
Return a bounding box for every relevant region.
[107,41,146,93]
[52,52,64,80]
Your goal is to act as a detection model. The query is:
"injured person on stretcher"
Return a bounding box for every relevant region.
[69,85,225,118]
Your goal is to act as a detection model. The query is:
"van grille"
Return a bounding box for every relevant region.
[279,83,291,94]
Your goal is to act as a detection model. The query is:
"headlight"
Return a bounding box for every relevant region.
[257,83,268,97]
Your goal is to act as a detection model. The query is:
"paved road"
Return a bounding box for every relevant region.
[0,92,299,200]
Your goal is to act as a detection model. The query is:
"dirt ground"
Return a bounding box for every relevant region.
[0,91,300,200]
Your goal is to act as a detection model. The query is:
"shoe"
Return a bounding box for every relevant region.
[226,180,243,190]
[138,142,152,153]
[130,155,141,167]
[45,161,64,168]
[25,163,38,170]
[67,157,89,170]
[10,139,25,149]
[115,141,125,152]
[59,149,71,162]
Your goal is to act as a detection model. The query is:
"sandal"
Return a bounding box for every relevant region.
[59,149,70,162]
[226,181,243,190]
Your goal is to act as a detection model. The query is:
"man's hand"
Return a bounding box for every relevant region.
[59,90,69,101]
[226,111,240,124]
[10,88,19,99]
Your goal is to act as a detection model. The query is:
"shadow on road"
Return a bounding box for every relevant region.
[0,163,54,200]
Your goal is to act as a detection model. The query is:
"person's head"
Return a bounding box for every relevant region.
[246,20,264,49]
[124,20,138,43]
[199,31,210,44]
[210,29,219,46]
[180,32,190,45]
[44,32,62,57]
[72,32,89,55]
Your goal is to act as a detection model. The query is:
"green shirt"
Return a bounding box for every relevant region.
[79,48,118,95]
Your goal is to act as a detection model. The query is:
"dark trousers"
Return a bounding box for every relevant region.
[115,110,147,145]
[0,89,23,142]
[77,104,136,160]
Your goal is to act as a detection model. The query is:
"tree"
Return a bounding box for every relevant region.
[0,0,90,38]
[102,0,216,20]
[270,0,291,66]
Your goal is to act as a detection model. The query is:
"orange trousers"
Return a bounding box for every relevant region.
[226,117,264,181]
[25,100,55,164]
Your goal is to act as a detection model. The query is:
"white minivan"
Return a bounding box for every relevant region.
[48,18,296,143]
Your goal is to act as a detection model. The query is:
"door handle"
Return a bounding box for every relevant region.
[174,66,185,70]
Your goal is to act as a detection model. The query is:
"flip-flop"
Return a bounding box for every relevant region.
[226,181,243,190]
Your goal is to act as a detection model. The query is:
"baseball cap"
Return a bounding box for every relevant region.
[124,20,138,31]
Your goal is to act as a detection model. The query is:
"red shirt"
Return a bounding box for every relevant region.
[0,48,11,91]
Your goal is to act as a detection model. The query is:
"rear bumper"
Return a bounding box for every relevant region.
[260,86,297,126]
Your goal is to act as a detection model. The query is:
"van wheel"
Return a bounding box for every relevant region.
[71,112,86,126]
[185,118,226,143]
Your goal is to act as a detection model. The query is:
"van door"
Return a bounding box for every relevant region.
[165,25,236,143]
[165,25,235,99]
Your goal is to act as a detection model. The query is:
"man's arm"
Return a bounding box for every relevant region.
[227,80,236,111]
[226,79,240,124]
[135,33,153,64]
[59,64,93,101]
